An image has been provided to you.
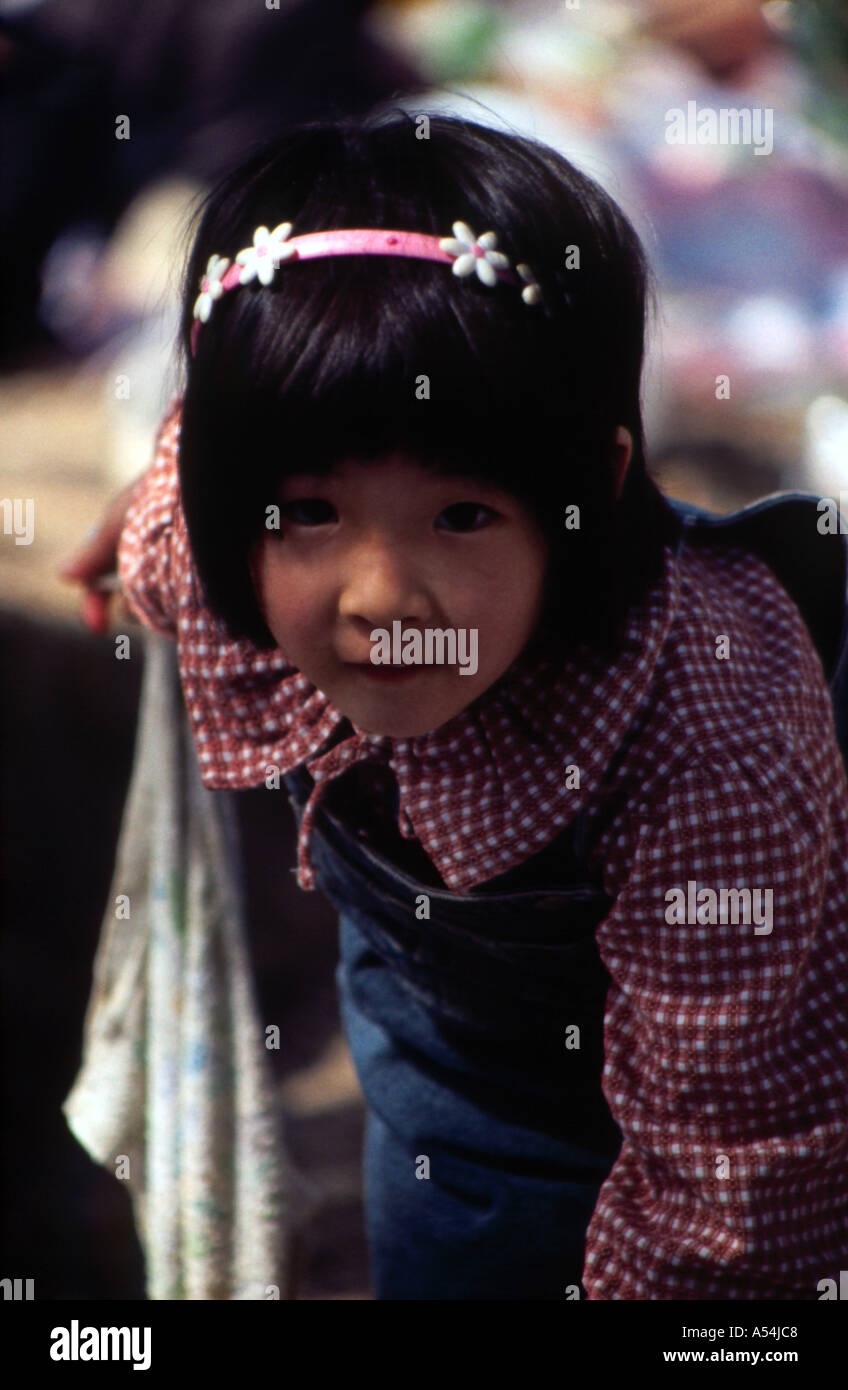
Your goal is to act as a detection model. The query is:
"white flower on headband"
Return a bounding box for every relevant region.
[439,221,510,287]
[235,223,296,286]
[193,254,231,323]
[515,262,542,305]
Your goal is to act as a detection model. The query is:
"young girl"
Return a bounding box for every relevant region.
[63,111,848,1300]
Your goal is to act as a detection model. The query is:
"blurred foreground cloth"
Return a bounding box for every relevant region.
[62,630,290,1299]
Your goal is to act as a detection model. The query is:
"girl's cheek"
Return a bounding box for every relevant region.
[248,540,270,620]
[257,554,330,649]
[250,541,297,637]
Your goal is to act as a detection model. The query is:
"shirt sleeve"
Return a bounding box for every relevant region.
[582,744,848,1300]
[116,396,187,637]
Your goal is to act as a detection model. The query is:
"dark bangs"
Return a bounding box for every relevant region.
[177,110,682,656]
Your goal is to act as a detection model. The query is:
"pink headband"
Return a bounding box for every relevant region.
[190,221,542,353]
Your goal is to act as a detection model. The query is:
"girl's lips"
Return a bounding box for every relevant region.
[346,662,423,680]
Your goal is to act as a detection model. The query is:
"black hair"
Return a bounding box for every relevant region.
[176,108,683,661]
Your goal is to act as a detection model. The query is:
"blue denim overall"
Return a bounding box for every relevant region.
[283,490,848,1301]
[284,760,622,1300]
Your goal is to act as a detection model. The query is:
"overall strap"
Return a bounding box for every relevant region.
[667,491,848,775]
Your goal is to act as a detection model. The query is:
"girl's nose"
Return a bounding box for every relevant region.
[337,540,430,629]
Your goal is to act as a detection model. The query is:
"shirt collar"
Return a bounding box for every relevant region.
[178,539,681,891]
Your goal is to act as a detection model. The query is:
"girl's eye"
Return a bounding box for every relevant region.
[435,502,497,533]
[280,499,337,526]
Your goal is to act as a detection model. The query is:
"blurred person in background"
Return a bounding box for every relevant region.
[0,0,421,365]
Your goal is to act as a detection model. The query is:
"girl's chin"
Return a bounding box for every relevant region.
[344,708,456,738]
[334,690,476,739]
[304,664,495,737]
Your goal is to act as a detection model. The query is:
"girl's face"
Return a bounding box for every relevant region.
[250,456,550,737]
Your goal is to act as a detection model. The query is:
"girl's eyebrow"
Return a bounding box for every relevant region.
[276,471,338,488]
[276,465,511,499]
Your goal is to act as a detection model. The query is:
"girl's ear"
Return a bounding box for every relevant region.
[613,426,633,499]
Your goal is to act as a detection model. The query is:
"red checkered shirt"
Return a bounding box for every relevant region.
[117,397,848,1299]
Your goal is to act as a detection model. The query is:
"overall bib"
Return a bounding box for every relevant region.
[284,762,622,1300]
[283,490,848,1300]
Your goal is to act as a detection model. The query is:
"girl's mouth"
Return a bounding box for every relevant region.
[346,663,424,681]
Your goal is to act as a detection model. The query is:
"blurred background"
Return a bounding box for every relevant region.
[2,0,847,1300]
